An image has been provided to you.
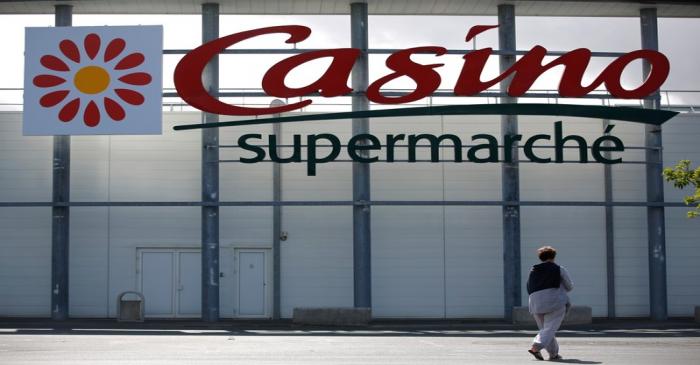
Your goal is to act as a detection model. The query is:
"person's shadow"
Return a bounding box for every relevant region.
[549,359,602,364]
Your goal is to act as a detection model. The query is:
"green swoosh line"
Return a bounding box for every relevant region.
[172,103,679,131]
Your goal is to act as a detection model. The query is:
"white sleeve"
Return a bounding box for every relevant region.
[560,265,574,292]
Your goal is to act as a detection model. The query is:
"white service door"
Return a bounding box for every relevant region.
[141,251,175,316]
[237,251,266,316]
[177,251,201,316]
[139,249,201,318]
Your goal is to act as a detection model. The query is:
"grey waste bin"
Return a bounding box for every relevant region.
[117,291,145,322]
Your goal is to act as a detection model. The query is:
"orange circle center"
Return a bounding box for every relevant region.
[73,66,110,94]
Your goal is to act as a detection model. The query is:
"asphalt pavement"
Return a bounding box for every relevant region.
[0,320,698,364]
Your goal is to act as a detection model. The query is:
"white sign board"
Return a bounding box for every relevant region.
[23,25,163,135]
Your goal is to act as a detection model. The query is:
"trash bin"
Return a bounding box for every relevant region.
[117,291,144,322]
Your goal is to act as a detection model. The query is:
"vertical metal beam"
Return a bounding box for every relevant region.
[271,99,285,320]
[351,2,371,309]
[640,8,668,321]
[498,4,521,322]
[603,119,616,319]
[201,2,220,322]
[51,4,72,321]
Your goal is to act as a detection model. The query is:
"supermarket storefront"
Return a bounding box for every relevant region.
[1,0,699,322]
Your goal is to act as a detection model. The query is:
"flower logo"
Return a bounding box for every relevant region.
[32,33,152,127]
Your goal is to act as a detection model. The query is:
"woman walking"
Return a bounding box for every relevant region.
[526,246,574,361]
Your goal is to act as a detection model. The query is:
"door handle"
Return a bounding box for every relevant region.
[178,285,184,291]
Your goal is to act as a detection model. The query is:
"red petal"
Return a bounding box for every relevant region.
[115,53,144,70]
[58,98,80,122]
[59,40,80,63]
[39,90,70,107]
[104,97,125,121]
[104,38,126,62]
[33,74,66,87]
[84,33,100,60]
[464,25,500,43]
[118,72,152,86]
[84,100,100,127]
[115,89,144,105]
[40,55,69,71]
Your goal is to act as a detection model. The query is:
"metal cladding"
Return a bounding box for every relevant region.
[3,0,696,322]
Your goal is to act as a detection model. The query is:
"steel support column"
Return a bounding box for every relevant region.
[640,8,668,321]
[51,4,72,321]
[271,99,285,320]
[603,119,616,319]
[351,2,371,309]
[498,4,521,321]
[201,2,220,322]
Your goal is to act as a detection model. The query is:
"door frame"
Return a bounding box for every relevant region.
[136,248,200,318]
[233,248,272,319]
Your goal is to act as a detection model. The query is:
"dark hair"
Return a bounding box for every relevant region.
[538,246,557,261]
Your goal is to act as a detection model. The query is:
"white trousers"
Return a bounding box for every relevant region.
[532,305,567,356]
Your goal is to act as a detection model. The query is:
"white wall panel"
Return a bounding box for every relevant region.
[69,133,110,317]
[271,114,353,293]
[521,207,608,316]
[220,207,273,244]
[611,121,646,202]
[369,116,448,317]
[280,207,353,318]
[108,112,200,202]
[519,116,604,201]
[443,115,502,200]
[607,121,648,317]
[281,119,352,201]
[372,206,445,318]
[69,207,109,317]
[219,116,272,201]
[2,111,700,319]
[0,112,51,202]
[663,114,700,317]
[0,208,51,316]
[71,135,109,202]
[665,208,700,317]
[445,207,503,317]
[613,207,649,317]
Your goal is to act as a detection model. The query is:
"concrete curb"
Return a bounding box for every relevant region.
[293,307,372,326]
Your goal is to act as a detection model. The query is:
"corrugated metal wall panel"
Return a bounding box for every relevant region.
[444,207,503,318]
[0,207,51,316]
[663,114,700,317]
[1,111,700,319]
[71,135,109,202]
[69,207,110,317]
[521,206,608,316]
[108,113,200,202]
[280,206,354,318]
[69,132,110,317]
[0,113,52,316]
[613,207,649,317]
[519,117,608,316]
[519,116,605,201]
[665,208,700,317]
[372,206,445,318]
[0,112,51,202]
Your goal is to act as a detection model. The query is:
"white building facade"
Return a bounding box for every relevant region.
[1,111,699,319]
[1,0,699,321]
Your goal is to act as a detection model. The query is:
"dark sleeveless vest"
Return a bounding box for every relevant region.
[526,262,561,295]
